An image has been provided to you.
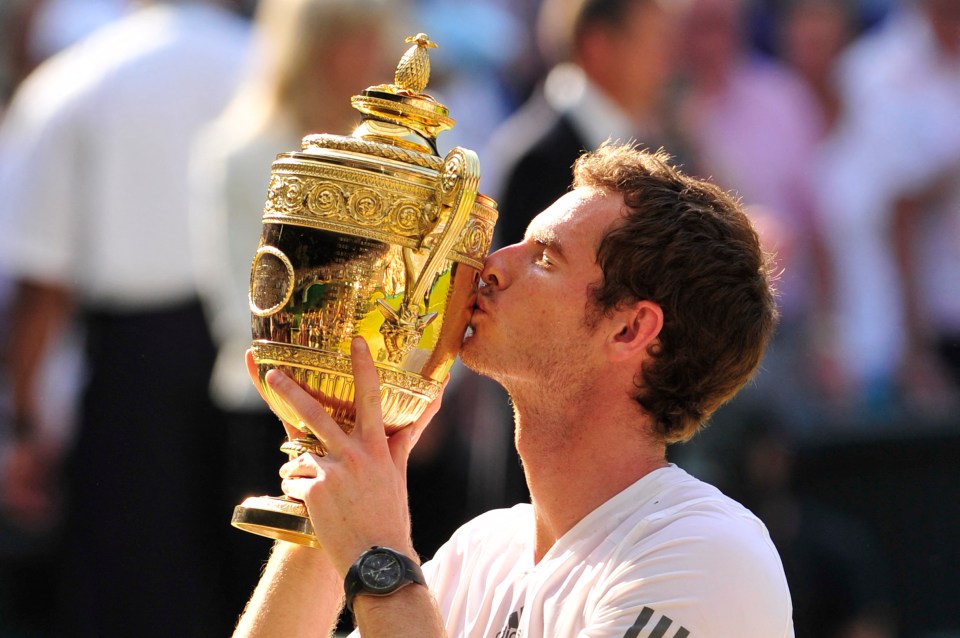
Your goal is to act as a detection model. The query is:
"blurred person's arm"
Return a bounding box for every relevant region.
[804,193,853,404]
[7,280,73,434]
[1,279,72,526]
[891,166,960,406]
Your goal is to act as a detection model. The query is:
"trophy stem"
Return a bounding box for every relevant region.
[280,433,327,457]
[230,434,327,548]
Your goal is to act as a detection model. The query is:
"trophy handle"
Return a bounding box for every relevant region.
[378,147,479,362]
[411,146,479,302]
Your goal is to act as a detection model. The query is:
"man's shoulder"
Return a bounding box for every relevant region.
[609,466,778,561]
[513,114,586,168]
[458,503,533,536]
[488,99,585,180]
[489,110,587,246]
[594,469,794,636]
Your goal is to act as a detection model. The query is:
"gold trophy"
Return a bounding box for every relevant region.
[231,34,498,547]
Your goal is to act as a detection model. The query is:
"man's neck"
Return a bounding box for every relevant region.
[510,392,668,563]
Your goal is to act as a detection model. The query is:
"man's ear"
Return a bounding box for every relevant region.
[607,300,663,361]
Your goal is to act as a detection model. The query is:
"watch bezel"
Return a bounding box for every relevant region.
[358,550,404,593]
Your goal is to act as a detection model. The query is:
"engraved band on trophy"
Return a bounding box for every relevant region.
[230,34,498,548]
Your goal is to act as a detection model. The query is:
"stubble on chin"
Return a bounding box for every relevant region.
[459,334,505,385]
[458,336,484,375]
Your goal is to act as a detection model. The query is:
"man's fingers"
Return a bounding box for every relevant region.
[350,336,384,443]
[280,476,312,502]
[252,339,440,461]
[246,350,305,440]
[264,368,347,451]
[279,453,321,479]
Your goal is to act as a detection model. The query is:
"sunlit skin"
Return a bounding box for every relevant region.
[461,187,668,558]
[462,188,619,403]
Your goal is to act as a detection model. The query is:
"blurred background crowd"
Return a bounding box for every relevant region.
[0,0,957,636]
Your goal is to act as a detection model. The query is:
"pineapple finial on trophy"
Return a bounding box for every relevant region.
[342,33,455,151]
[395,33,437,94]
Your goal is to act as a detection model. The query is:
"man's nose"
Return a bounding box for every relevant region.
[479,240,528,289]
[480,244,512,289]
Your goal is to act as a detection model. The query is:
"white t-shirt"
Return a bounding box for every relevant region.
[351,464,794,637]
[0,4,250,310]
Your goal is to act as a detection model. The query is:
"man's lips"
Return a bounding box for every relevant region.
[472,293,490,315]
[466,294,489,334]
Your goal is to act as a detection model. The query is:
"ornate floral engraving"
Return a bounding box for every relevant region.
[252,341,441,399]
[440,152,461,194]
[305,182,345,218]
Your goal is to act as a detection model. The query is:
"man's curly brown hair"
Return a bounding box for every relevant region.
[574,143,779,443]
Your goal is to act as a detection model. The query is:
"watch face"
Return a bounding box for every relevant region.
[359,552,403,593]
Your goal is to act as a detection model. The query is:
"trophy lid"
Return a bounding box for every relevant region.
[346,33,454,155]
[283,32,497,262]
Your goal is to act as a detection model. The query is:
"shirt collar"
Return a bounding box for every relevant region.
[543,62,638,149]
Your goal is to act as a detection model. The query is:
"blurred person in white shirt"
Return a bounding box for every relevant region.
[0,1,251,634]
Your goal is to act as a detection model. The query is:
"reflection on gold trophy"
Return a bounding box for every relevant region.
[230,34,498,547]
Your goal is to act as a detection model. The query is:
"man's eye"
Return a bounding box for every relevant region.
[535,251,552,267]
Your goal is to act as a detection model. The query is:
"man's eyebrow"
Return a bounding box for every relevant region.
[527,227,564,258]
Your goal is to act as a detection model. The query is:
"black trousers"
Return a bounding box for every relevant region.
[56,299,231,637]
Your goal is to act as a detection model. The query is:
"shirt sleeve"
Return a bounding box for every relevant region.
[0,57,89,286]
[579,510,795,638]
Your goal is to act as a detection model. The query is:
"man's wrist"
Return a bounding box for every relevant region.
[343,546,426,612]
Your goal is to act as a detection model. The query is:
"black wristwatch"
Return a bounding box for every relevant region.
[344,546,427,613]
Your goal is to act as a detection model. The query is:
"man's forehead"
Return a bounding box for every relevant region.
[525,187,623,240]
[524,214,559,244]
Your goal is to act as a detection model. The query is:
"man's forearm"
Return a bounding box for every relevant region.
[233,541,343,638]
[6,280,72,437]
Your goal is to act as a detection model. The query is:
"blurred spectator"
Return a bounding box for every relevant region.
[0,1,250,635]
[485,0,682,248]
[188,0,397,621]
[746,0,893,57]
[776,0,858,133]
[889,0,960,411]
[1,0,135,117]
[814,0,960,420]
[0,0,37,115]
[26,0,130,64]
[671,0,835,437]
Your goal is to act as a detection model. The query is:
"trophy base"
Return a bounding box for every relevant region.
[231,495,320,549]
